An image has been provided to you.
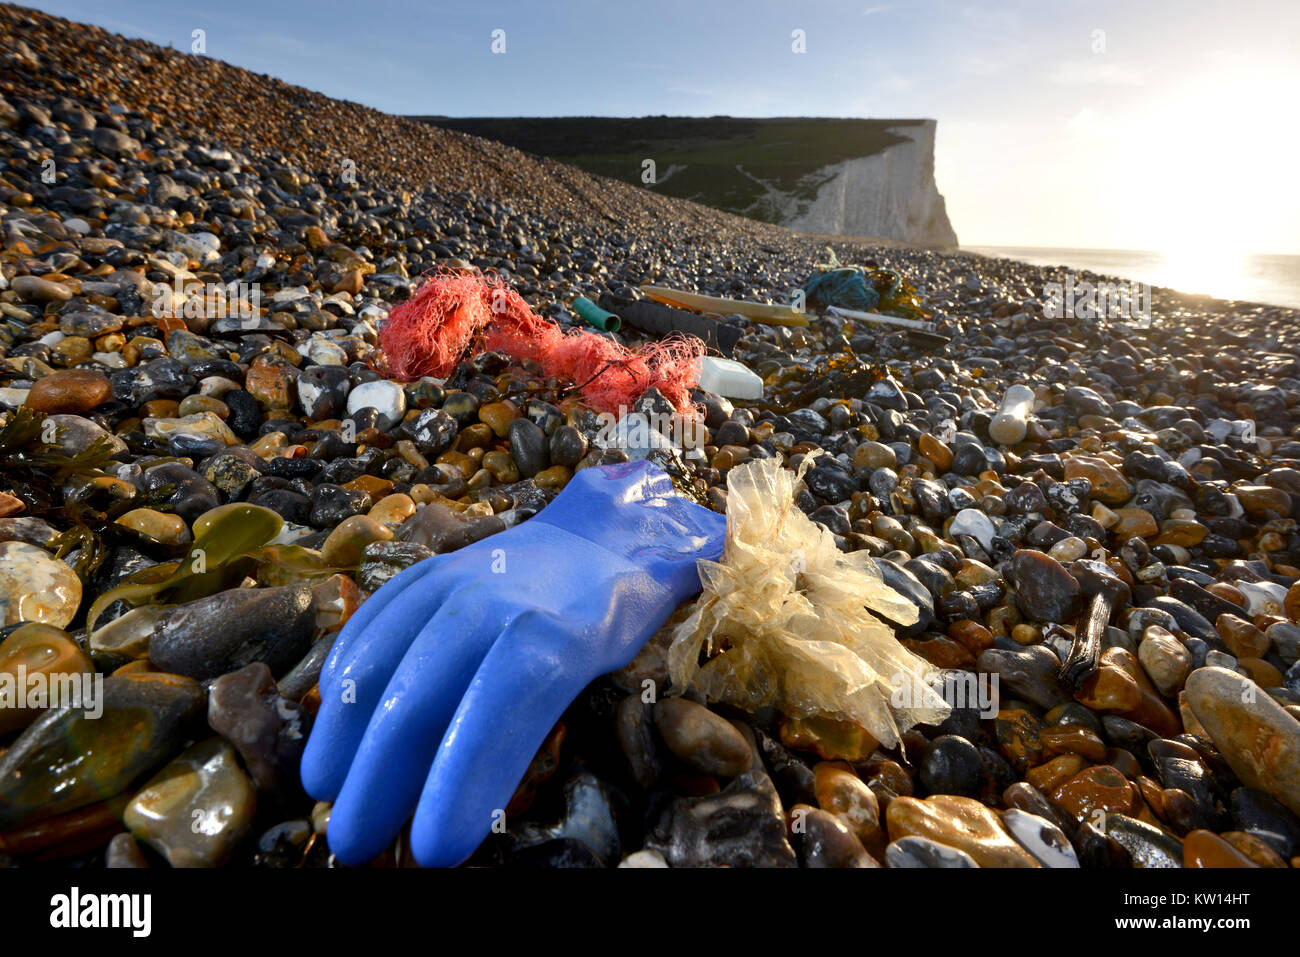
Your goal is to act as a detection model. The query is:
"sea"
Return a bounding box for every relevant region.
[964,247,1300,310]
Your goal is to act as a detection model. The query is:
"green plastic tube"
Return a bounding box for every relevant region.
[571,296,621,332]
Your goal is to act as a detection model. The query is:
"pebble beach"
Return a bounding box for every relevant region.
[1,4,1299,870]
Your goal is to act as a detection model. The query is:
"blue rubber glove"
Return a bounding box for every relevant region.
[301,460,726,867]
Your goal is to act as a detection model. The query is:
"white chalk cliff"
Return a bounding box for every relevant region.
[762,121,958,246]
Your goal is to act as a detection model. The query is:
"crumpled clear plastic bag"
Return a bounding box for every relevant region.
[666,455,951,748]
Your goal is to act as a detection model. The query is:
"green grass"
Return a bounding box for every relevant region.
[409,116,925,223]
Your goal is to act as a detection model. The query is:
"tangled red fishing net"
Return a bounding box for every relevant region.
[377,269,705,415]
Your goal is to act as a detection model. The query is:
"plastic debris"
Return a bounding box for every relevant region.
[825,305,937,332]
[666,456,950,749]
[600,294,744,357]
[802,266,880,312]
[302,461,726,867]
[378,269,705,415]
[989,384,1036,445]
[571,296,621,332]
[802,250,933,322]
[639,284,810,327]
[697,356,763,399]
[592,412,678,460]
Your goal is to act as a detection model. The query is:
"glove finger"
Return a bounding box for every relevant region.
[409,610,591,867]
[318,551,450,687]
[322,589,504,866]
[301,556,459,802]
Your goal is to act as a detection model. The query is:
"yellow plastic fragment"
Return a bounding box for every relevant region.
[639,284,810,327]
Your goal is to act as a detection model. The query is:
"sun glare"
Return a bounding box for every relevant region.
[1150,244,1248,301]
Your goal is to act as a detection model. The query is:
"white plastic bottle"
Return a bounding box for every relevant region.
[989,384,1035,445]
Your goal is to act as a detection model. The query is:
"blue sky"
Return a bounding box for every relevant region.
[32,0,1300,253]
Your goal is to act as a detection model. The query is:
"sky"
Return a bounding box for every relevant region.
[32,0,1300,254]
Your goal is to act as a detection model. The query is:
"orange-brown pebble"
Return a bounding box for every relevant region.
[1182,829,1259,868]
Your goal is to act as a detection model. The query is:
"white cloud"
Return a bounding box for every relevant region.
[862,4,890,14]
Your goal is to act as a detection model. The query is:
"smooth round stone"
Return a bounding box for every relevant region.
[1185,666,1300,816]
[0,623,94,734]
[885,835,979,868]
[44,414,127,459]
[1050,765,1139,820]
[12,275,73,302]
[1064,456,1131,504]
[534,465,571,490]
[115,508,191,546]
[1235,484,1291,518]
[367,493,416,529]
[345,379,406,431]
[124,737,257,868]
[0,541,82,628]
[794,805,879,868]
[1138,627,1192,696]
[24,368,113,414]
[853,440,897,471]
[508,417,549,478]
[1104,813,1183,868]
[950,508,996,551]
[885,794,1039,867]
[1047,536,1087,563]
[149,584,315,680]
[1112,507,1158,539]
[918,433,953,471]
[548,425,588,468]
[653,698,752,778]
[0,673,205,830]
[321,514,393,567]
[977,645,1071,711]
[397,502,505,553]
[1010,549,1081,624]
[1027,754,1087,794]
[481,449,521,484]
[1182,828,1259,868]
[812,762,882,846]
[1000,807,1079,867]
[919,734,983,797]
[441,391,480,424]
[477,400,520,438]
[177,394,228,418]
[1216,614,1270,659]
